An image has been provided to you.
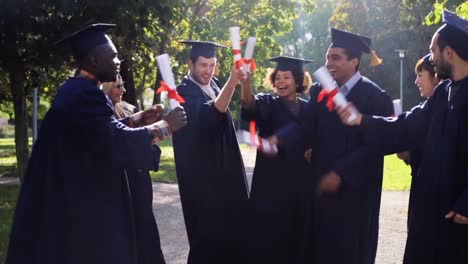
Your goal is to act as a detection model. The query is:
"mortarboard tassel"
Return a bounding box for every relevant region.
[370,50,383,66]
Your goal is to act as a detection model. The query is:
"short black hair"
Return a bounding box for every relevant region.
[437,31,468,61]
[342,49,361,72]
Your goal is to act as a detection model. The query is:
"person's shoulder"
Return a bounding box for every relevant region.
[298,96,308,104]
[359,76,390,96]
[211,76,222,88]
[308,82,323,98]
[176,76,196,94]
[176,76,194,93]
[255,92,276,100]
[53,78,92,106]
[359,76,382,90]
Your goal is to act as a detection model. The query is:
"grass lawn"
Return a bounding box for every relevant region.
[383,154,412,191]
[150,139,177,183]
[0,185,19,263]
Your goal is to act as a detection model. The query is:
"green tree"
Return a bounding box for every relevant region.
[173,0,316,123]
[0,0,184,181]
[325,0,441,110]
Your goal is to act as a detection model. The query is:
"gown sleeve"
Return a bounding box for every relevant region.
[70,87,159,171]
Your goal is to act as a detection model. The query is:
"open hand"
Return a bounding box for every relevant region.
[445,211,468,224]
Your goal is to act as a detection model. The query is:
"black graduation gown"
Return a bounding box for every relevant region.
[172,77,249,264]
[241,94,311,264]
[360,78,468,264]
[6,77,164,264]
[115,104,166,264]
[279,77,393,264]
[126,164,166,264]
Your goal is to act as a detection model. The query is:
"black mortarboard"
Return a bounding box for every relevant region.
[329,28,382,66]
[58,23,115,60]
[436,10,468,56]
[422,53,432,65]
[180,40,227,59]
[268,56,313,72]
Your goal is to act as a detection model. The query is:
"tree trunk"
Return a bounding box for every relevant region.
[5,19,29,183]
[9,66,29,183]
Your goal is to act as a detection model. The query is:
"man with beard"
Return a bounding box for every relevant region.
[336,10,468,263]
[274,28,393,264]
[6,24,187,264]
[172,40,249,264]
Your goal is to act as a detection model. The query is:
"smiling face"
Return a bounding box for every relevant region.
[326,47,359,86]
[273,70,298,100]
[108,76,125,105]
[189,56,217,85]
[415,69,438,98]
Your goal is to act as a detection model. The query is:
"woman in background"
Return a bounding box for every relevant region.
[102,74,166,264]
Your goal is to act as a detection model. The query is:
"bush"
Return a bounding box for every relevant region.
[0,126,34,139]
[0,126,15,138]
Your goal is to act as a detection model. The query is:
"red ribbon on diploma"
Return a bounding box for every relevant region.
[156,81,185,103]
[249,120,264,150]
[317,88,339,111]
[249,120,257,146]
[242,58,256,72]
[233,49,242,69]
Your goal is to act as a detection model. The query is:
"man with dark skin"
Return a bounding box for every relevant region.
[6,24,186,264]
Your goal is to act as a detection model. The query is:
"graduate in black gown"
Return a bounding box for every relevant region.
[395,54,442,227]
[6,24,187,264]
[277,28,393,264]
[102,75,169,264]
[240,56,313,264]
[336,11,468,264]
[172,41,249,264]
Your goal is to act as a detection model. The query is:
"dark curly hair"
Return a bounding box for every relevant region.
[267,68,312,94]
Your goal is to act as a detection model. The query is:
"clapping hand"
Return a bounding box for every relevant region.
[141,104,165,125]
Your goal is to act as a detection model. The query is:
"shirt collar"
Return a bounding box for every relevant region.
[188,74,211,89]
[340,71,361,96]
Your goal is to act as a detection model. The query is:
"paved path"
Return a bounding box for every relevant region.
[153,184,409,264]
[154,146,410,264]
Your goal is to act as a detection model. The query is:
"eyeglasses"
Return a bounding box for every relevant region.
[113,84,125,91]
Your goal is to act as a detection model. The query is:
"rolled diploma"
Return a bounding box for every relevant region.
[229,27,242,64]
[393,99,402,116]
[156,54,179,109]
[238,130,278,154]
[313,66,357,122]
[243,37,256,74]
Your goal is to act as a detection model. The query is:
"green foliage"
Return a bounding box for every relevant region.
[0,126,15,139]
[424,0,448,25]
[0,185,19,263]
[0,138,32,175]
[315,0,441,110]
